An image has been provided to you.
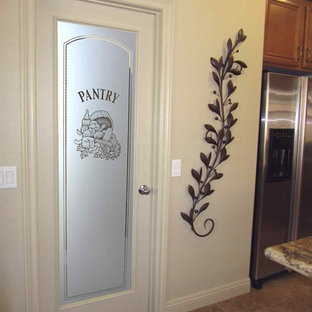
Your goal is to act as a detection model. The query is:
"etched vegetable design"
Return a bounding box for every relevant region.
[181,29,247,237]
[74,109,121,160]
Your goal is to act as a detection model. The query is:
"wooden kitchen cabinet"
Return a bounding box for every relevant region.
[302,5,312,70]
[263,0,312,71]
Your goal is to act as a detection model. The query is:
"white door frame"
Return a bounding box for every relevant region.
[20,1,173,311]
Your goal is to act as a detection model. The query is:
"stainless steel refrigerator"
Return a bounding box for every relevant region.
[250,72,312,289]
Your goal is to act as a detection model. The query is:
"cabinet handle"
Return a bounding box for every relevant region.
[297,46,304,61]
[306,48,312,62]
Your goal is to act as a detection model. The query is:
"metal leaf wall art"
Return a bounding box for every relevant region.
[181,29,247,237]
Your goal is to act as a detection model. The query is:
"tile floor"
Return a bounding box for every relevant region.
[190,273,312,312]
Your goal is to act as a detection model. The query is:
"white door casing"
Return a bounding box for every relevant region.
[20,0,173,311]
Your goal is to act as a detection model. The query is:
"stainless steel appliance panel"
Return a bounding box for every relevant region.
[251,73,301,281]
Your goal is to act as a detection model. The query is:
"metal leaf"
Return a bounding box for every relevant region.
[220,147,227,162]
[204,183,211,195]
[238,29,244,40]
[210,57,220,70]
[188,185,195,199]
[230,69,241,76]
[218,129,224,140]
[225,136,234,145]
[204,124,217,133]
[181,212,192,225]
[227,80,236,96]
[208,104,220,115]
[206,189,214,196]
[229,118,238,128]
[199,202,209,214]
[235,60,248,68]
[219,56,224,66]
[190,207,195,219]
[200,152,210,167]
[205,136,217,146]
[210,173,223,181]
[216,98,220,109]
[224,130,232,143]
[191,169,200,183]
[227,112,233,125]
[212,71,220,85]
[227,38,232,52]
[207,152,212,165]
[220,148,230,162]
[227,55,234,71]
[203,183,214,196]
[229,102,238,113]
[227,113,238,128]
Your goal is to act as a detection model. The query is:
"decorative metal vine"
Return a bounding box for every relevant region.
[180,29,248,237]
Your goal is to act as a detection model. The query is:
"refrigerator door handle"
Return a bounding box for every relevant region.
[289,77,308,240]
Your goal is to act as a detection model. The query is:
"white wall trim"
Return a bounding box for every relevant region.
[166,278,250,312]
[20,1,40,312]
[147,2,174,312]
[21,1,173,312]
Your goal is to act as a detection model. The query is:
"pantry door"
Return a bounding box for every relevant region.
[31,0,171,311]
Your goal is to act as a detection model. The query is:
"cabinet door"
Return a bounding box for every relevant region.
[303,5,312,70]
[263,0,305,68]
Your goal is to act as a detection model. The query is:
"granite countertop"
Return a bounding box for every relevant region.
[265,236,312,278]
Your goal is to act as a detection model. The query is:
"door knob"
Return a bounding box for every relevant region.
[138,185,151,195]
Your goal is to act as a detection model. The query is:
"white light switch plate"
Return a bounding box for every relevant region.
[171,159,182,177]
[0,167,17,189]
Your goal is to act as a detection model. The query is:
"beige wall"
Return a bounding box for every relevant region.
[166,0,266,309]
[0,0,26,312]
[0,0,265,311]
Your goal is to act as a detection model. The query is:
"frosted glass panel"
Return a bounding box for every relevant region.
[58,21,135,304]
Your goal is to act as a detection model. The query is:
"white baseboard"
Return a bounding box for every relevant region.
[166,278,250,312]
